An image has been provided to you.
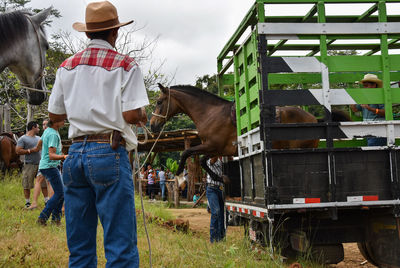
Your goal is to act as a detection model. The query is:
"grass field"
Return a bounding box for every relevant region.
[0,172,321,268]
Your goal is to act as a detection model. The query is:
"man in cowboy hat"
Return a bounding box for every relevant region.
[351,73,386,146]
[48,1,148,266]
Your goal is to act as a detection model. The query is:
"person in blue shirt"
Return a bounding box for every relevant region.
[350,74,386,146]
[35,119,67,226]
[193,192,200,204]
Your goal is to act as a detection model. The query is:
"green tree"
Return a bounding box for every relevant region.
[166,158,179,174]
[195,73,234,98]
[195,74,218,94]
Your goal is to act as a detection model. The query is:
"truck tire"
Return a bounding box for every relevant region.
[357,242,378,267]
[365,214,400,268]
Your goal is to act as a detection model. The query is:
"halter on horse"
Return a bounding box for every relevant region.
[150,84,319,175]
[0,8,51,105]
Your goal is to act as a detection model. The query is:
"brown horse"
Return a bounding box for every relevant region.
[273,106,318,149]
[0,133,21,173]
[150,84,319,175]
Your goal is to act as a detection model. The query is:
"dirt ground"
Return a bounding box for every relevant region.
[168,207,376,268]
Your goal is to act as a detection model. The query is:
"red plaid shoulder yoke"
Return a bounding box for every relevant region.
[60,48,137,71]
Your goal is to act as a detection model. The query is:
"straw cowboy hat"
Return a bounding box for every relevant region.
[73,1,133,32]
[360,73,383,88]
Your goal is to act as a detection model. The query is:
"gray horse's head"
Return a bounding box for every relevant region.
[0,7,52,105]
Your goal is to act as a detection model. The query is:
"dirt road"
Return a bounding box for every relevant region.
[168,208,375,267]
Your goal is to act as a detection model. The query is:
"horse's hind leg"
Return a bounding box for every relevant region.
[176,144,215,175]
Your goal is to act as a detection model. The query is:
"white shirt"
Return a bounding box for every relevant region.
[158,170,166,182]
[206,158,223,186]
[48,39,149,151]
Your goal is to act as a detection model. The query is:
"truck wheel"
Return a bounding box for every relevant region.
[365,214,400,267]
[357,242,378,266]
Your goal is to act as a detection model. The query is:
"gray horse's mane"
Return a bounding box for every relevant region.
[170,85,231,106]
[0,10,30,52]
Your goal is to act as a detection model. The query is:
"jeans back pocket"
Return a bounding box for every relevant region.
[87,152,120,186]
[62,155,87,187]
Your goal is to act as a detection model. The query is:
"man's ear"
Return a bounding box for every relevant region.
[112,28,119,39]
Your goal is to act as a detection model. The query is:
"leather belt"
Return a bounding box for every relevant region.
[207,184,224,191]
[72,133,126,146]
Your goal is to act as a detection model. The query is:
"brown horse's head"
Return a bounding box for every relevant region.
[150,84,180,133]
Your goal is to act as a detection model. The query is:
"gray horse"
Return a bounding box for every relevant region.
[0,8,51,105]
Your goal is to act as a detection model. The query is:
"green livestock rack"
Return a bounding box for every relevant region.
[217,0,400,140]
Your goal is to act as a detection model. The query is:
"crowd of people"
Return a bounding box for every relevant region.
[139,165,176,201]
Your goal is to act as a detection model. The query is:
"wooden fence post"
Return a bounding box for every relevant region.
[184,136,194,202]
[0,105,3,133]
[3,104,11,132]
[174,176,180,208]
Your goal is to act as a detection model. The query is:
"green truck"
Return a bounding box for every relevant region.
[218,1,400,265]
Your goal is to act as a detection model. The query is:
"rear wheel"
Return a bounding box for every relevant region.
[357,242,378,267]
[364,214,400,267]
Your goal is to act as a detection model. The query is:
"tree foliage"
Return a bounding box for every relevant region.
[166,158,178,174]
[195,73,234,97]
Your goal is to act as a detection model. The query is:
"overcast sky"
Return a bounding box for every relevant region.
[27,0,255,85]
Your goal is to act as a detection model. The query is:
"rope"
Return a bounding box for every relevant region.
[134,122,168,175]
[20,84,51,94]
[132,93,171,268]
[137,122,151,145]
[134,87,171,175]
[151,87,171,120]
[134,146,153,268]
[132,123,168,268]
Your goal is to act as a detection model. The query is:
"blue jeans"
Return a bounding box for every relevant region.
[160,181,166,199]
[62,142,139,268]
[39,168,64,222]
[148,183,155,199]
[206,186,226,243]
